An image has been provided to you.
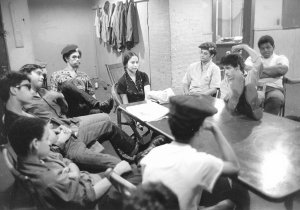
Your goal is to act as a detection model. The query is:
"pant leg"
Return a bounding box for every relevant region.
[200,177,250,210]
[64,137,121,172]
[264,87,284,115]
[60,79,99,107]
[77,113,136,155]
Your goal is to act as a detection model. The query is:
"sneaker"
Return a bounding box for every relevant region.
[237,84,263,120]
[99,96,114,114]
[227,73,245,112]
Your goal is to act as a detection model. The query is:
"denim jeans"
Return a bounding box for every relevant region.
[63,113,137,172]
[60,79,100,117]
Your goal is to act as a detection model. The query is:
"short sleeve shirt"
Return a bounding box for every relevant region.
[141,142,223,210]
[117,70,150,103]
[182,61,221,94]
[50,68,95,95]
[245,53,289,89]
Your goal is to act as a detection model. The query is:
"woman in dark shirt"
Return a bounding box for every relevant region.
[117,51,150,104]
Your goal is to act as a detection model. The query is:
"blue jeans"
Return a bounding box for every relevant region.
[63,113,136,171]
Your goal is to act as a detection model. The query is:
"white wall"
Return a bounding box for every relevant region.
[169,0,212,93]
[93,0,150,86]
[1,0,35,70]
[28,0,97,80]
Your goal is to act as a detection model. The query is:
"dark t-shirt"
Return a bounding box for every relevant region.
[117,70,150,103]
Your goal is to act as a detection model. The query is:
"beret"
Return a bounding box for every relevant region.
[61,44,79,55]
[169,95,217,121]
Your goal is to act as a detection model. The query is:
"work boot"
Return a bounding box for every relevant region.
[97,96,114,114]
[237,84,263,120]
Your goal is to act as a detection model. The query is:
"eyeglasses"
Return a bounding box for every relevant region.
[15,83,31,90]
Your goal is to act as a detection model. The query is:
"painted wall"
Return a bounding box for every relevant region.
[93,0,150,88]
[28,0,98,81]
[169,0,212,93]
[1,0,35,70]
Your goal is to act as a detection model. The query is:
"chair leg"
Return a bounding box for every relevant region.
[117,108,122,129]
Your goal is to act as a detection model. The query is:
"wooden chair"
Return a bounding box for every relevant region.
[104,168,136,198]
[279,76,300,117]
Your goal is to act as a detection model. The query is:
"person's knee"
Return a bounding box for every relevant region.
[266,90,284,102]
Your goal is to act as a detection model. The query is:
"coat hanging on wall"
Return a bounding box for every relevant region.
[95,0,139,52]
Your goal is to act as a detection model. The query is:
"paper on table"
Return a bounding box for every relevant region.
[126,101,169,122]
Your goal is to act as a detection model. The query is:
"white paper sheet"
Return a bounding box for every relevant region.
[126,101,169,122]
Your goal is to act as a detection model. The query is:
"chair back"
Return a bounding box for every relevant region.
[1,145,47,210]
[105,168,136,198]
[280,76,300,117]
[106,63,125,85]
[111,83,123,108]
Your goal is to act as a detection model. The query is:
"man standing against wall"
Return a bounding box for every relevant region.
[245,35,289,115]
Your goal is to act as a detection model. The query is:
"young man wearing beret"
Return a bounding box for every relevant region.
[141,95,240,210]
[50,44,113,117]
[182,42,221,96]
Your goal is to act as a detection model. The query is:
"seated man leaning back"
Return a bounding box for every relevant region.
[219,47,263,121]
[0,71,141,181]
[50,44,113,117]
[8,116,132,209]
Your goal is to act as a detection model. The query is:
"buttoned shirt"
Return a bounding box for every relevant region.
[50,68,95,95]
[182,61,221,94]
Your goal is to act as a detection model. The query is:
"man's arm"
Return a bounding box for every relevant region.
[93,160,131,199]
[201,88,218,96]
[203,121,239,175]
[260,64,288,78]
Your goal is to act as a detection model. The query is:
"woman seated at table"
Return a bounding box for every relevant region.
[117,51,150,104]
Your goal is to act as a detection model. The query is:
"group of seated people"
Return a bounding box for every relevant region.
[0,34,289,210]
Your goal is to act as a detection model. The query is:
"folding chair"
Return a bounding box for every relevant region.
[105,63,124,85]
[106,63,150,142]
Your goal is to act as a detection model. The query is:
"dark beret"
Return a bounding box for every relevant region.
[61,44,79,55]
[169,95,217,121]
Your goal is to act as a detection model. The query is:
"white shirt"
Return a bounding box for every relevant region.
[183,61,221,94]
[141,142,223,210]
[245,53,289,89]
